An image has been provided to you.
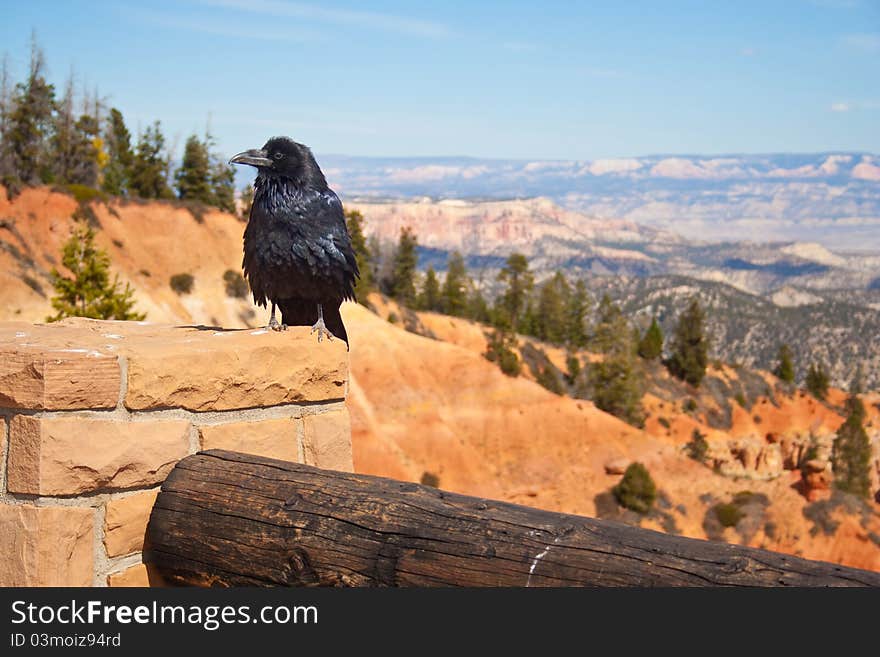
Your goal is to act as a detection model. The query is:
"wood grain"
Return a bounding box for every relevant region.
[147,450,880,587]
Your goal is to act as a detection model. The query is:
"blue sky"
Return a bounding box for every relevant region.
[1,0,878,160]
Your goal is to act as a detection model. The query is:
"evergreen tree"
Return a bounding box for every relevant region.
[565,279,590,348]
[6,36,56,186]
[390,226,418,306]
[466,285,491,323]
[345,209,373,304]
[418,266,441,311]
[584,294,645,425]
[211,160,236,213]
[176,134,212,203]
[68,109,100,187]
[831,396,871,499]
[805,362,830,400]
[238,183,254,222]
[774,344,795,384]
[667,297,708,387]
[101,108,134,196]
[637,317,664,360]
[494,253,533,332]
[48,215,145,321]
[534,271,569,344]
[51,73,76,184]
[591,294,624,354]
[130,121,172,199]
[441,251,469,317]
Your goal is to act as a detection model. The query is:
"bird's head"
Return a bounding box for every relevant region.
[229,136,325,187]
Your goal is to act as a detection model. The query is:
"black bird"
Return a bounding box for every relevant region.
[229,137,358,345]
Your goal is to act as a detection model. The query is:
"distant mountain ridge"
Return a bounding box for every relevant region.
[322,152,880,249]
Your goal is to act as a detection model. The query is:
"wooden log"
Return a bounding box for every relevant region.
[147,450,880,587]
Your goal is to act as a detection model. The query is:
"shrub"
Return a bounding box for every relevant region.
[686,429,708,462]
[170,273,194,295]
[420,472,440,488]
[714,502,744,528]
[734,392,747,408]
[683,398,698,413]
[658,417,671,429]
[223,269,249,298]
[65,184,106,204]
[612,462,657,514]
[805,362,830,400]
[387,312,398,324]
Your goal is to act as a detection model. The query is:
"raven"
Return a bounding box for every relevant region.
[229,137,358,346]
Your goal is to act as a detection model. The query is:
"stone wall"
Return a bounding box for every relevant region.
[0,318,351,586]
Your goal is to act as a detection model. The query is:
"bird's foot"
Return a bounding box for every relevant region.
[267,316,287,332]
[310,317,335,343]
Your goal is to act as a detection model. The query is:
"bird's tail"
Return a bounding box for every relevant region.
[278,298,348,347]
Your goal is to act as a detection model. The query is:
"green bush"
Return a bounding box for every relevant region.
[420,472,440,488]
[387,312,398,324]
[714,503,744,528]
[223,269,249,298]
[612,463,657,514]
[65,184,106,204]
[734,392,747,408]
[684,398,697,413]
[658,417,671,429]
[686,429,708,462]
[170,273,194,295]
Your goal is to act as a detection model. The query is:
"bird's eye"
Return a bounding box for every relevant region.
[273,152,283,160]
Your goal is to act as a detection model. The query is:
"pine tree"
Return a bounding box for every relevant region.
[6,36,56,186]
[441,251,469,317]
[345,209,373,304]
[238,183,254,222]
[494,253,533,332]
[101,108,133,196]
[176,134,212,203]
[774,344,795,384]
[831,395,871,499]
[805,362,830,400]
[390,226,418,306]
[418,266,442,311]
[130,121,172,199]
[534,271,570,344]
[565,279,590,348]
[48,215,145,321]
[667,297,708,387]
[637,317,664,360]
[467,285,491,323]
[591,294,624,354]
[584,294,644,425]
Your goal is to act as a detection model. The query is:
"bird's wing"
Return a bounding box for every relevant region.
[295,190,359,302]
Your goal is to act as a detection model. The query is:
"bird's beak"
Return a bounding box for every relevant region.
[229,148,273,168]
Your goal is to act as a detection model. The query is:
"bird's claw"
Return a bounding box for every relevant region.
[310,318,334,343]
[268,316,287,332]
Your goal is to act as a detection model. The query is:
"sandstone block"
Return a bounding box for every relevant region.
[125,327,347,411]
[107,563,165,587]
[7,416,190,495]
[104,489,160,557]
[199,418,300,462]
[0,347,119,410]
[0,504,93,586]
[303,409,353,472]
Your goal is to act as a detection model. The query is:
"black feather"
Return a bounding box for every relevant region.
[238,137,358,347]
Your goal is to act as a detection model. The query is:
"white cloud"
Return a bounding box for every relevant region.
[831,102,851,112]
[740,47,757,56]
